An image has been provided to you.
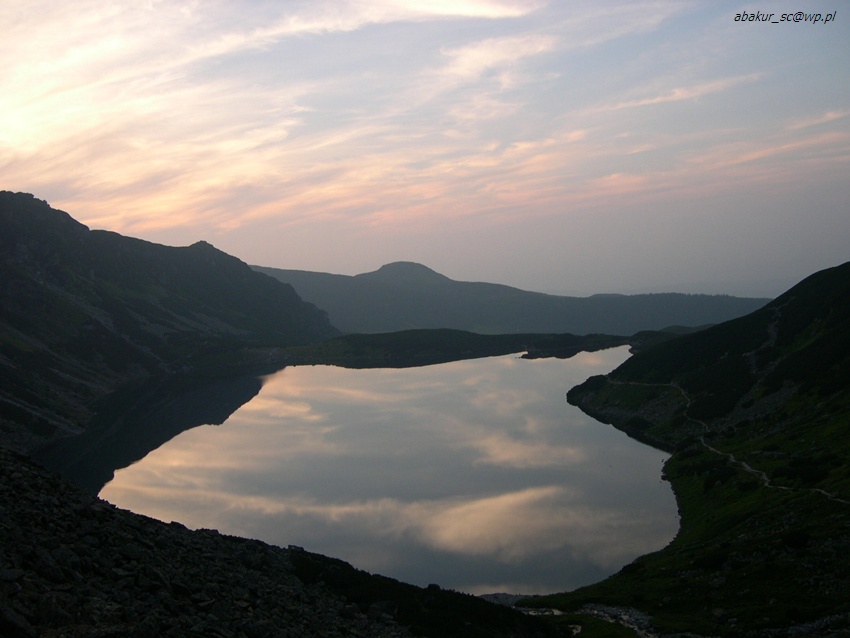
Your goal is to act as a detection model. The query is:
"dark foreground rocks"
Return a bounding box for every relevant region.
[0,450,562,638]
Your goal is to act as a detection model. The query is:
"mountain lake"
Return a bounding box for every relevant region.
[99,346,679,595]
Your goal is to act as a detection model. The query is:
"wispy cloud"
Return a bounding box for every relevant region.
[787,110,850,130]
[597,74,761,112]
[685,132,850,178]
[438,34,558,84]
[182,0,544,60]
[3,1,848,293]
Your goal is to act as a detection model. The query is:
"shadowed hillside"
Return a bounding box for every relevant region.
[254,262,769,335]
[0,195,570,638]
[525,261,850,636]
[6,189,848,637]
[1,447,566,638]
[0,192,337,452]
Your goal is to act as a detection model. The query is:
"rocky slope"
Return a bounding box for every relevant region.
[0,449,410,638]
[0,448,563,638]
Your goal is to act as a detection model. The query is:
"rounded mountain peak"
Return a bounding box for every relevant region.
[360,262,451,284]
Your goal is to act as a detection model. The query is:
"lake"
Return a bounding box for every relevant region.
[100,346,678,595]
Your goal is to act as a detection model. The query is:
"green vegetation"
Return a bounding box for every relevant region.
[545,615,641,637]
[526,443,850,635]
[527,261,850,636]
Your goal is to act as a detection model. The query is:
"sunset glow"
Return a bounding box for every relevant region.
[4,1,848,295]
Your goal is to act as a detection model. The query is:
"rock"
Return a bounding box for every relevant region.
[0,449,412,638]
[0,605,36,638]
[1,448,558,638]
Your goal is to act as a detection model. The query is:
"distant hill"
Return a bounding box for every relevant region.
[0,192,337,452]
[254,261,770,335]
[527,260,850,635]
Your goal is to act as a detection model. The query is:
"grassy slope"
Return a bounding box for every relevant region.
[525,262,850,636]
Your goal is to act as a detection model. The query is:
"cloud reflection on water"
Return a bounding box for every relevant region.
[101,347,678,594]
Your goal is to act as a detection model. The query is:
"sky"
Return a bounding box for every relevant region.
[3,1,848,297]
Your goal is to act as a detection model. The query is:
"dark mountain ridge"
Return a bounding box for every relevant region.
[570,260,850,445]
[254,262,770,335]
[0,193,571,638]
[0,192,337,452]
[527,260,850,635]
[5,189,849,636]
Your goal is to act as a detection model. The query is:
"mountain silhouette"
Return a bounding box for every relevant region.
[254,262,770,335]
[0,192,337,452]
[4,189,850,636]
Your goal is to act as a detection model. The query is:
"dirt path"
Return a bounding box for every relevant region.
[606,377,850,505]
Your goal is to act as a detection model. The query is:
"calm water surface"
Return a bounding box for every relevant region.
[101,347,678,595]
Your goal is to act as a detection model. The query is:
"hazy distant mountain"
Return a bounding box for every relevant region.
[529,260,850,633]
[254,261,770,335]
[0,192,337,451]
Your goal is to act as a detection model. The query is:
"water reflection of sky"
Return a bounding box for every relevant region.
[101,346,678,595]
